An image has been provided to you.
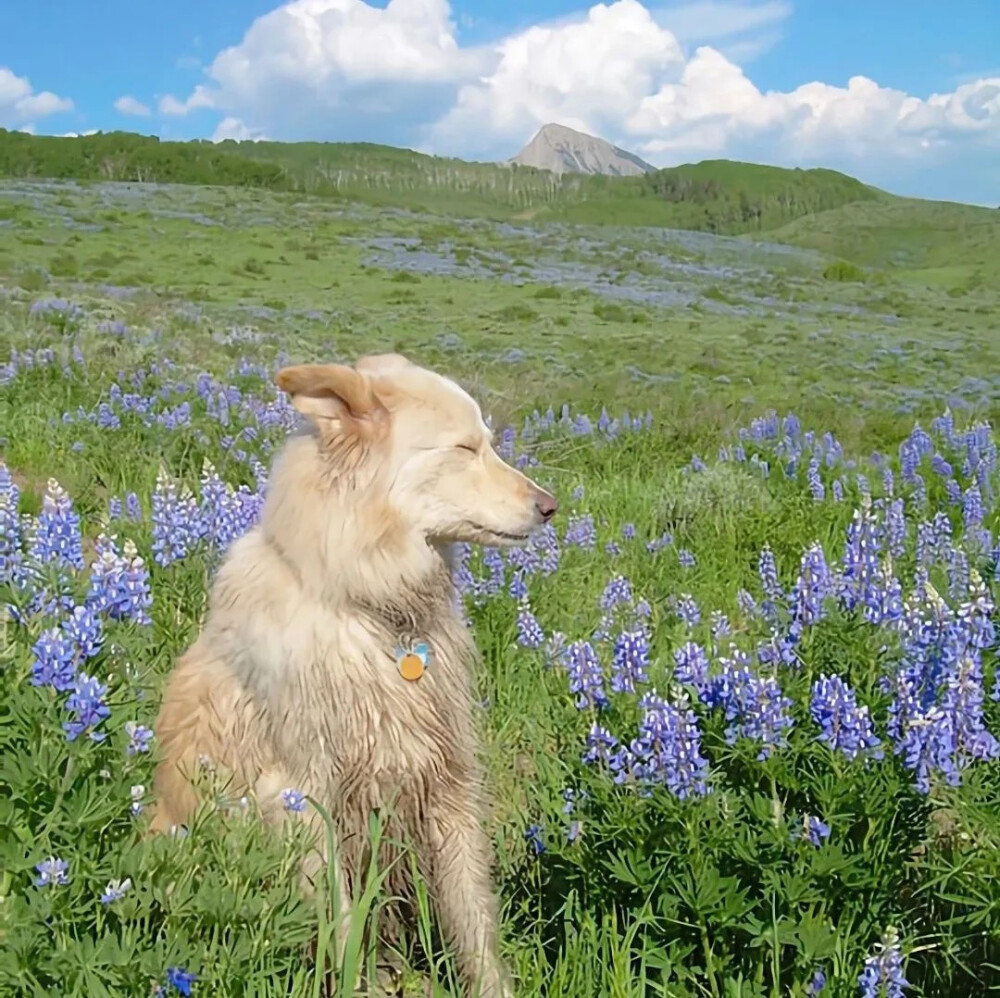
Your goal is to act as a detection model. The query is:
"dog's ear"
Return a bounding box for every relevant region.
[276,364,383,424]
[355,352,412,375]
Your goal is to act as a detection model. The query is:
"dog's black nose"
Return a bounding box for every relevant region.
[534,490,558,521]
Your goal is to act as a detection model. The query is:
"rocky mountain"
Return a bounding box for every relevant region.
[510,122,655,177]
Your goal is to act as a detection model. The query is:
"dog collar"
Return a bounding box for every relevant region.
[395,638,431,682]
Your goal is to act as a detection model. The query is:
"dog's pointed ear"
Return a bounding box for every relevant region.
[355,352,412,375]
[276,364,382,423]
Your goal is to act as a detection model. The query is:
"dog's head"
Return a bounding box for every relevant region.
[275,354,557,547]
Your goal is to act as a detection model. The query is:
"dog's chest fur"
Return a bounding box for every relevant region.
[224,551,482,813]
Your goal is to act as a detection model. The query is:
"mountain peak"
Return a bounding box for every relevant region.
[509,123,654,177]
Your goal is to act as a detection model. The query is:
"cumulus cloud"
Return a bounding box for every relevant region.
[114,95,152,117]
[162,0,1000,201]
[624,50,1000,163]
[159,0,484,145]
[158,86,214,116]
[0,67,73,128]
[429,0,690,153]
[211,116,268,142]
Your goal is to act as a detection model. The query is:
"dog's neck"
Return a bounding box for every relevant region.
[347,548,454,635]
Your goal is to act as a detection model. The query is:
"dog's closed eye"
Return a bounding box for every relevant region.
[455,443,479,453]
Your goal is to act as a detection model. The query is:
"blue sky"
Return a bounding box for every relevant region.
[2,0,998,205]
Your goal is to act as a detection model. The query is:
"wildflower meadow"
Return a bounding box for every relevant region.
[1,178,999,997]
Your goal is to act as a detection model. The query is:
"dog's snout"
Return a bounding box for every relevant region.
[533,488,558,522]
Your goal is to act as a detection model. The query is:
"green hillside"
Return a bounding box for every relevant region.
[765,197,1000,282]
[1,128,996,276]
[0,129,882,232]
[543,159,883,232]
[0,128,286,189]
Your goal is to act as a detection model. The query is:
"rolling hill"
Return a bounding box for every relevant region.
[1,127,997,277]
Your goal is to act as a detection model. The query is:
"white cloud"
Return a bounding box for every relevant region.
[114,95,152,117]
[0,67,73,128]
[162,0,1000,202]
[431,0,685,150]
[211,116,269,142]
[159,0,484,146]
[622,51,1000,164]
[158,86,214,116]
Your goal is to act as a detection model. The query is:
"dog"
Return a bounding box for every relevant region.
[147,353,557,997]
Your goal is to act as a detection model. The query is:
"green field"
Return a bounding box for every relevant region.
[1,153,1000,997]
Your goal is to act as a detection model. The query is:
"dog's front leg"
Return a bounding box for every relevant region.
[426,793,513,998]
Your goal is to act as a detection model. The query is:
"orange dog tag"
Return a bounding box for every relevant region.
[395,641,431,682]
[398,653,425,682]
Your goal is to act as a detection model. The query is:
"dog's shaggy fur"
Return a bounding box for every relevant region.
[147,353,557,997]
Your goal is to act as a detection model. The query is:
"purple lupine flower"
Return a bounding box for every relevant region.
[523,823,545,856]
[564,513,597,549]
[582,722,619,767]
[807,456,825,501]
[561,640,608,710]
[736,588,759,619]
[886,578,999,792]
[858,930,909,997]
[678,548,696,568]
[29,627,78,691]
[125,492,142,520]
[87,536,153,624]
[165,966,198,996]
[600,575,633,610]
[758,544,783,604]
[63,672,112,742]
[646,530,673,553]
[839,504,883,612]
[806,969,827,995]
[947,546,969,600]
[125,720,154,755]
[810,674,882,762]
[882,466,895,497]
[0,463,22,586]
[792,542,834,627]
[962,486,984,530]
[479,548,506,598]
[280,788,307,812]
[130,784,145,817]
[884,498,906,558]
[100,878,132,904]
[709,610,731,643]
[625,689,711,799]
[516,602,546,649]
[609,628,650,693]
[27,479,84,571]
[675,594,701,628]
[702,653,794,760]
[34,856,70,887]
[62,604,104,660]
[151,468,203,567]
[791,813,831,847]
[673,641,710,689]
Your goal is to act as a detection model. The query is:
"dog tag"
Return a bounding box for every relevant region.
[396,641,431,682]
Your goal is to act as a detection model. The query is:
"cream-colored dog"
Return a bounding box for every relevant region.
[148,353,557,997]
